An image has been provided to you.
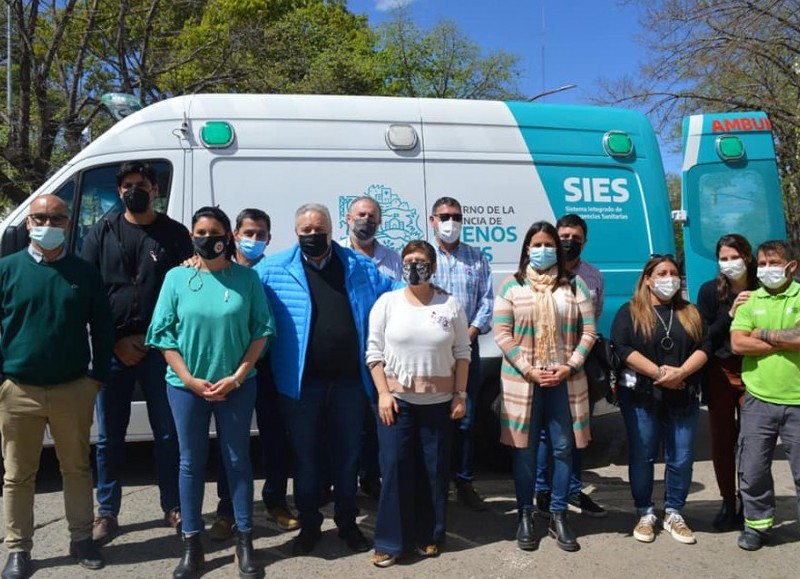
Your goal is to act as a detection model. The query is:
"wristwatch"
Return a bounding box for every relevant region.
[455,390,468,399]
[232,376,242,389]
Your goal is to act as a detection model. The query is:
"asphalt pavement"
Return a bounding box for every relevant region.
[1,408,798,578]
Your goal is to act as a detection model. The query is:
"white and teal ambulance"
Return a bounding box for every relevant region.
[0,94,784,444]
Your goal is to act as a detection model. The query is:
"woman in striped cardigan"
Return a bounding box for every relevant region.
[494,221,597,553]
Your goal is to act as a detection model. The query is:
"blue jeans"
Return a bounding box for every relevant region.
[95,350,180,517]
[512,381,573,512]
[216,365,291,517]
[168,379,256,535]
[618,386,699,515]
[452,344,481,483]
[374,399,453,556]
[536,400,594,496]
[279,378,366,530]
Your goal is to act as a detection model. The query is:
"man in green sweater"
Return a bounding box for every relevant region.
[0,195,114,579]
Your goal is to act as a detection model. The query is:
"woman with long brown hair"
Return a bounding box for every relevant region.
[697,234,757,531]
[494,221,596,553]
[611,255,710,545]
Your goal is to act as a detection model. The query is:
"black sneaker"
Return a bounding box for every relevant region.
[567,492,607,518]
[291,527,322,556]
[535,491,551,517]
[456,482,488,511]
[338,523,372,552]
[737,527,768,551]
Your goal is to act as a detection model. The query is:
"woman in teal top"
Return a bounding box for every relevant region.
[147,206,274,579]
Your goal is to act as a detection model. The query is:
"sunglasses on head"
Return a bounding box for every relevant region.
[436,213,463,223]
[28,213,69,227]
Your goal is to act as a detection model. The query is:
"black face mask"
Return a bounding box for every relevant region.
[122,186,151,214]
[402,262,432,286]
[193,235,228,259]
[561,239,582,261]
[351,219,377,242]
[298,233,329,258]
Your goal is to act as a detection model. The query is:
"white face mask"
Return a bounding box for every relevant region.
[757,265,790,289]
[719,258,747,281]
[437,220,462,244]
[652,276,681,300]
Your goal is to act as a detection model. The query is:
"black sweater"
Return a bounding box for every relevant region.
[611,302,712,410]
[82,212,192,340]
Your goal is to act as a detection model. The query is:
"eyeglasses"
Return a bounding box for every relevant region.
[28,213,69,227]
[436,213,463,223]
[650,253,675,260]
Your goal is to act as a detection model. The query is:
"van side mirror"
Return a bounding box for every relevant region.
[0,224,30,257]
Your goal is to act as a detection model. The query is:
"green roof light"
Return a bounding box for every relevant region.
[603,131,634,157]
[716,135,745,161]
[201,121,234,148]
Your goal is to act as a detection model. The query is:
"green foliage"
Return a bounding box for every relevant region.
[377,8,522,99]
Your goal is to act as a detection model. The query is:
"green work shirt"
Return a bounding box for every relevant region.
[730,281,800,405]
[146,263,276,387]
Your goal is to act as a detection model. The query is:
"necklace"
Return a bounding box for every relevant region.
[653,305,674,351]
[187,263,232,302]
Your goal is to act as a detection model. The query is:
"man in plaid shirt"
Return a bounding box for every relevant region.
[428,196,494,510]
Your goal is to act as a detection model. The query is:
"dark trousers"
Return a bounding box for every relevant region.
[216,368,291,517]
[374,399,453,556]
[452,344,480,483]
[359,396,381,484]
[738,392,800,531]
[707,357,745,501]
[95,350,180,517]
[279,378,366,530]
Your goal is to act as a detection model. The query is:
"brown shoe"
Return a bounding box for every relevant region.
[92,515,119,546]
[208,516,235,541]
[267,506,300,531]
[164,507,182,534]
[415,544,440,557]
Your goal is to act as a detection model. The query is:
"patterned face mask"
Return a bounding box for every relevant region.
[402,262,432,285]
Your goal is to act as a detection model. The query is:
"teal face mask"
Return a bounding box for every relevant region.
[236,237,267,261]
[529,246,557,270]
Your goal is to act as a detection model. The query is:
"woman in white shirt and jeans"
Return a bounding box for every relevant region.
[366,240,471,568]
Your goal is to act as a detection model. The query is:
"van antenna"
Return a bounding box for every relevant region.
[172,98,191,142]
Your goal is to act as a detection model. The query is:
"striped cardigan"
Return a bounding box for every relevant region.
[493,274,597,449]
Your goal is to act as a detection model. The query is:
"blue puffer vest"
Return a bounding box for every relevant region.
[254,242,396,400]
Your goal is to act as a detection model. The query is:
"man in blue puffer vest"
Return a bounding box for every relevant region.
[255,203,397,557]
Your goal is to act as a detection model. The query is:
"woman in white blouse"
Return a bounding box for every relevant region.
[366,240,470,568]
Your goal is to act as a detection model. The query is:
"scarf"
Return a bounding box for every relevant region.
[526,265,559,368]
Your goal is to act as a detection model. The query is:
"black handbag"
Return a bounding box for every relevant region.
[584,334,619,405]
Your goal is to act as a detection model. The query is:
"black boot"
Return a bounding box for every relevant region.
[69,538,104,570]
[713,498,739,532]
[516,510,537,551]
[173,534,204,579]
[548,512,579,552]
[235,530,263,579]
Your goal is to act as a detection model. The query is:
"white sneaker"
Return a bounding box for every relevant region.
[663,512,696,544]
[633,513,658,543]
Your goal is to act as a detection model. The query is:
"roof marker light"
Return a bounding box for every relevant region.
[716,135,745,161]
[201,121,235,148]
[386,124,418,150]
[603,131,634,158]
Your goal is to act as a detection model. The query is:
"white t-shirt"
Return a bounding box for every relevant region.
[366,287,471,404]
